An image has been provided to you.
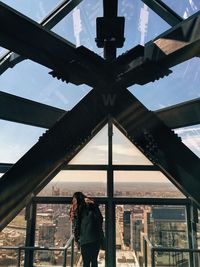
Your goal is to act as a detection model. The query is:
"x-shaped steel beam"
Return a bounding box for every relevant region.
[1,2,200,90]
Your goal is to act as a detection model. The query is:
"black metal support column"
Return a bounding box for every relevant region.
[106,118,116,267]
[103,0,118,61]
[24,203,37,267]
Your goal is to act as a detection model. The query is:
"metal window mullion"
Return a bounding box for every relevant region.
[186,202,194,267]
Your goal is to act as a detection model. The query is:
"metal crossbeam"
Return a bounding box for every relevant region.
[115,11,200,87]
[155,98,200,129]
[0,91,66,128]
[0,2,106,87]
[0,0,83,75]
[141,0,183,26]
[1,85,200,231]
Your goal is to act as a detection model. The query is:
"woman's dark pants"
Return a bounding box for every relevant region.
[81,242,100,267]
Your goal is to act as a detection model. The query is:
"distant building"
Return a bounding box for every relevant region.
[123,210,131,246]
[38,223,56,261]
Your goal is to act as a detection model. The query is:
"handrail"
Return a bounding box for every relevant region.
[143,235,200,267]
[0,234,74,267]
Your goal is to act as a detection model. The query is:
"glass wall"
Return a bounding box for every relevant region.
[38,170,107,197]
[0,209,26,267]
[116,205,188,267]
[114,171,185,198]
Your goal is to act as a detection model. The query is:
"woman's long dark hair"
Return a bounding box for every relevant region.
[72,192,86,206]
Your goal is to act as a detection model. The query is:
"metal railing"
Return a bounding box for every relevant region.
[0,234,74,267]
[143,235,200,267]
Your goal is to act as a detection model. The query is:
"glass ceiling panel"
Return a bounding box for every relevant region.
[175,125,200,158]
[52,0,103,56]
[0,60,91,110]
[117,0,170,56]
[0,120,45,163]
[0,0,62,22]
[130,57,200,111]
[161,0,200,18]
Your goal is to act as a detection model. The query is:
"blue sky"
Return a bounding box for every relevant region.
[0,0,200,165]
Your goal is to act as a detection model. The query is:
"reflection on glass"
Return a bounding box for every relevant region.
[0,0,62,22]
[175,125,200,158]
[38,170,107,197]
[161,0,200,18]
[113,125,153,165]
[69,124,108,165]
[114,171,185,198]
[0,209,26,267]
[0,120,45,163]
[116,205,188,267]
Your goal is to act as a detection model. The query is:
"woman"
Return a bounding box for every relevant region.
[70,192,103,267]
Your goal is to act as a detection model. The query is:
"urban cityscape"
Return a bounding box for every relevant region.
[0,181,195,267]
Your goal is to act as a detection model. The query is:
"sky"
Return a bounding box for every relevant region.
[0,0,200,168]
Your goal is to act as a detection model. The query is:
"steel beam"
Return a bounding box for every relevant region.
[141,0,183,26]
[0,91,66,128]
[115,11,200,87]
[0,2,106,87]
[0,163,13,173]
[155,97,200,129]
[0,86,127,230]
[2,85,200,231]
[113,90,200,209]
[103,0,118,61]
[145,11,200,67]
[0,0,83,75]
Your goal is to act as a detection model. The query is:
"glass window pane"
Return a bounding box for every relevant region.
[35,204,71,266]
[0,0,62,22]
[114,171,185,198]
[130,58,200,111]
[117,0,170,55]
[52,0,103,55]
[0,60,91,110]
[0,120,45,163]
[69,124,108,165]
[0,47,8,57]
[116,204,188,267]
[38,170,107,197]
[0,209,26,266]
[113,125,153,165]
[35,203,105,266]
[175,125,200,158]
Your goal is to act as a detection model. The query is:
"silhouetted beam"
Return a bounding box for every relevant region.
[116,11,200,87]
[0,163,13,173]
[0,2,105,87]
[0,0,83,75]
[113,90,200,209]
[0,91,66,128]
[141,0,182,26]
[155,98,200,129]
[145,11,200,67]
[0,86,127,230]
[103,0,118,60]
